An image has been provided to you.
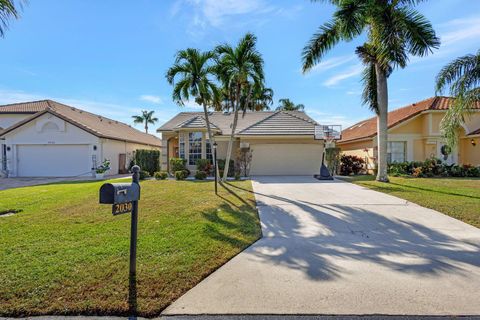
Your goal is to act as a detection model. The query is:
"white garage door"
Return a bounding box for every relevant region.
[17,144,91,177]
[250,144,323,176]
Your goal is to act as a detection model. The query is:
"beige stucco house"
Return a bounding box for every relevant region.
[157,111,324,175]
[338,96,480,170]
[0,100,161,177]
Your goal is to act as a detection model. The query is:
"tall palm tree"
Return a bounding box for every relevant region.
[166,48,219,165]
[435,50,480,147]
[0,0,24,37]
[215,33,264,181]
[132,110,158,134]
[276,98,305,111]
[302,0,439,182]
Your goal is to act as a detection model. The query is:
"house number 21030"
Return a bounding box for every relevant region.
[112,202,133,215]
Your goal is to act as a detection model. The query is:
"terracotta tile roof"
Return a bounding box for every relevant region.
[0,100,49,113]
[158,110,318,136]
[339,96,480,144]
[0,100,161,146]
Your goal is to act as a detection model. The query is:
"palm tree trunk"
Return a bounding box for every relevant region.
[375,63,389,182]
[145,123,148,134]
[222,84,241,181]
[201,102,218,178]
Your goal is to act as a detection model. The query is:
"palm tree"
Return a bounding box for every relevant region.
[276,98,305,111]
[435,50,480,147]
[132,110,158,134]
[215,33,264,181]
[250,87,274,111]
[166,48,219,166]
[0,0,24,37]
[302,0,439,182]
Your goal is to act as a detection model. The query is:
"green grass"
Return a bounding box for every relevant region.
[344,175,480,228]
[0,179,261,317]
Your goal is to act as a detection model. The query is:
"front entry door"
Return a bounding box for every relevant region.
[119,153,127,174]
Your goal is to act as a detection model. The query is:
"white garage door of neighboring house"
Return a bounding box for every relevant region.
[17,144,91,177]
[250,144,323,176]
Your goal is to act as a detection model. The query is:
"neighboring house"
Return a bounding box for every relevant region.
[0,100,161,177]
[338,96,480,170]
[157,111,323,175]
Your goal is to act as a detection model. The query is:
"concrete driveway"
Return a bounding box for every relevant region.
[163,176,480,316]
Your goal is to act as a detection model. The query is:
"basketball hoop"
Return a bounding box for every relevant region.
[314,125,341,146]
[314,125,342,180]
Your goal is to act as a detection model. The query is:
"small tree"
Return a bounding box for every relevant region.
[236,148,253,177]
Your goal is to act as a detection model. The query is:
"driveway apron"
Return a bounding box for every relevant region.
[163,176,480,315]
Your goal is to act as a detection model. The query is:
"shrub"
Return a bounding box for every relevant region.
[339,155,365,176]
[175,170,189,180]
[325,147,341,175]
[154,171,168,180]
[218,159,235,177]
[236,149,253,177]
[134,150,160,175]
[388,162,410,176]
[196,159,212,175]
[412,167,423,178]
[139,170,150,180]
[170,158,190,175]
[194,170,207,180]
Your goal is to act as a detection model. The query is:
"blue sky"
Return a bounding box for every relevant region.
[1,0,479,135]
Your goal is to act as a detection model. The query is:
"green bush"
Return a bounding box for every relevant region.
[134,149,160,176]
[170,158,188,174]
[218,159,235,177]
[339,155,365,176]
[387,158,480,178]
[154,171,168,180]
[175,170,189,180]
[196,159,212,175]
[194,170,207,180]
[139,170,150,180]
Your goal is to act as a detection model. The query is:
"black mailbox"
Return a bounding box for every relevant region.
[99,183,141,204]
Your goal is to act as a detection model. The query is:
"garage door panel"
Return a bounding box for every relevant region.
[250,144,322,176]
[17,145,91,177]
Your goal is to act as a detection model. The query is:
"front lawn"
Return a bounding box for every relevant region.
[0,179,261,317]
[344,175,480,228]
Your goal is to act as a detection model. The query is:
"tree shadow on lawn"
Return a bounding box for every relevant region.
[202,203,261,250]
[387,181,480,199]
[224,182,480,281]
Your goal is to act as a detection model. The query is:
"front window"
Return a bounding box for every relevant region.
[387,141,406,163]
[188,132,202,165]
[179,134,185,159]
[206,139,213,162]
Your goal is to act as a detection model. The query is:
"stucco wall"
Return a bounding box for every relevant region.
[0,114,31,130]
[460,138,480,166]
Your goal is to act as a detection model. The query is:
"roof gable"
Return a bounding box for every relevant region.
[174,115,220,131]
[338,96,480,143]
[238,111,317,135]
[0,100,161,146]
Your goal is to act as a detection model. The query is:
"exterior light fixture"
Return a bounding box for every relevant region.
[471,139,477,147]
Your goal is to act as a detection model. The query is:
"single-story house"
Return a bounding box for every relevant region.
[157,111,324,175]
[338,96,480,170]
[0,100,161,177]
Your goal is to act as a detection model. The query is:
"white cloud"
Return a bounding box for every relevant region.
[439,16,480,48]
[323,64,363,87]
[306,55,356,76]
[139,94,163,104]
[171,0,300,39]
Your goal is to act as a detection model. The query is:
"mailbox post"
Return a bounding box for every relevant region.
[99,165,141,318]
